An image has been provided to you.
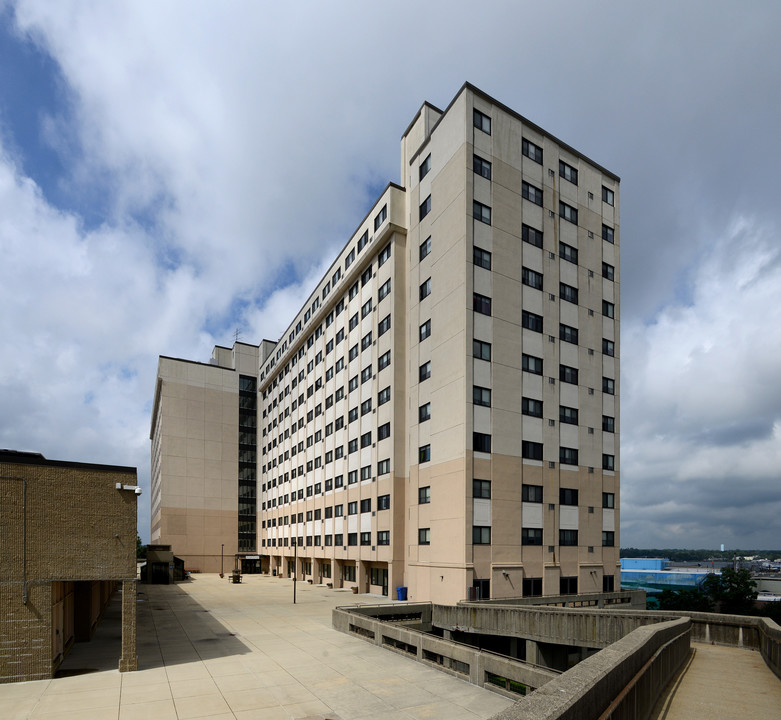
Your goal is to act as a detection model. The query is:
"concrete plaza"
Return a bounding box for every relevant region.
[0,574,513,719]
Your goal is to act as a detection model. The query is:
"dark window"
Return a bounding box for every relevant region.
[378,315,391,336]
[419,445,430,463]
[473,386,491,407]
[522,267,543,290]
[473,201,491,225]
[522,397,542,417]
[522,484,543,503]
[522,224,543,248]
[473,247,491,270]
[360,498,371,513]
[378,386,390,405]
[419,361,431,381]
[560,365,579,385]
[473,432,491,453]
[378,422,390,440]
[603,492,615,509]
[473,293,491,316]
[522,311,543,333]
[603,300,615,319]
[559,529,578,546]
[560,576,578,594]
[378,494,390,510]
[522,181,543,206]
[473,526,491,545]
[522,354,543,375]
[473,154,492,179]
[348,533,357,546]
[523,577,543,597]
[378,350,391,370]
[377,530,390,546]
[559,242,578,264]
[603,454,615,471]
[603,575,615,592]
[559,324,578,345]
[560,406,578,425]
[522,528,543,546]
[602,186,614,205]
[603,377,615,395]
[419,153,431,180]
[559,201,578,224]
[420,236,431,260]
[420,195,431,220]
[560,488,578,505]
[473,109,491,134]
[378,243,391,266]
[418,528,431,545]
[602,262,614,281]
[522,441,543,460]
[602,224,614,244]
[559,160,578,184]
[419,403,431,422]
[522,138,543,163]
[559,283,578,304]
[559,447,578,465]
[473,479,491,498]
[602,531,615,547]
[603,339,615,356]
[418,486,430,504]
[378,279,391,301]
[419,320,431,340]
[420,278,431,300]
[603,416,615,433]
[473,339,491,361]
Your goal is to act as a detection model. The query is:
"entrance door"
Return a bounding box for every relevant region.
[473,579,490,600]
[381,569,388,596]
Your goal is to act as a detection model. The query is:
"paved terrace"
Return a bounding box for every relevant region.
[0,574,513,720]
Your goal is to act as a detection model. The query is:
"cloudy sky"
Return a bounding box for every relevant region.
[1,1,780,549]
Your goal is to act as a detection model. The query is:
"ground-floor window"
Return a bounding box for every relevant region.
[343,565,356,582]
[321,563,331,579]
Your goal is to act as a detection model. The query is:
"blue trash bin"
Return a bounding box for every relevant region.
[396,586,408,601]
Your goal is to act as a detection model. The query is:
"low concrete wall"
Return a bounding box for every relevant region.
[489,617,691,720]
[333,604,557,695]
[466,591,646,611]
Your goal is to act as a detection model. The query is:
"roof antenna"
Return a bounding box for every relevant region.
[233,327,243,344]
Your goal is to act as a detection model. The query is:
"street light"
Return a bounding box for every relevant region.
[220,543,224,578]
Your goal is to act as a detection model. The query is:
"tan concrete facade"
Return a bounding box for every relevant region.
[0,450,138,683]
[256,83,620,605]
[150,342,262,573]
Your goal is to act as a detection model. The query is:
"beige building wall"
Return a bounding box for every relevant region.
[150,342,259,573]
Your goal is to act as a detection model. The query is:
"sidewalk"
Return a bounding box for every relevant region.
[0,574,513,719]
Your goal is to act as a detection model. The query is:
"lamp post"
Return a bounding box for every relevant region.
[220,543,224,578]
[293,539,297,605]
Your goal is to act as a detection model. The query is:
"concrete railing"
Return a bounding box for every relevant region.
[333,604,557,695]
[489,617,691,720]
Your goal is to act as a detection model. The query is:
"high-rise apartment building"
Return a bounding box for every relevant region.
[152,83,620,603]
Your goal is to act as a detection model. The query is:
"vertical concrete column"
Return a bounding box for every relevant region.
[118,580,137,672]
[358,560,368,592]
[526,639,539,666]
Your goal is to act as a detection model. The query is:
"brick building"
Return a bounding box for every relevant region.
[0,450,139,683]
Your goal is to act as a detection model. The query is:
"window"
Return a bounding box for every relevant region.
[345,249,355,269]
[378,494,390,510]
[602,531,615,547]
[473,339,491,361]
[473,386,491,407]
[361,299,372,319]
[419,444,430,463]
[603,454,615,471]
[473,432,491,453]
[559,529,578,546]
[560,576,578,594]
[374,204,387,231]
[419,277,431,300]
[348,501,357,515]
[522,397,542,417]
[335,416,344,430]
[420,195,431,220]
[602,224,614,244]
[349,313,358,331]
[473,247,491,270]
[522,441,543,460]
[559,283,578,304]
[360,366,372,384]
[348,407,358,423]
[473,201,491,225]
[473,108,491,134]
[603,377,615,395]
[560,406,578,425]
[418,486,431,504]
[348,439,358,454]
[419,320,431,341]
[560,488,578,506]
[560,447,578,466]
[359,498,371,514]
[603,300,615,319]
[522,354,543,375]
[360,431,372,448]
[473,526,491,545]
[335,503,344,516]
[603,415,615,433]
[419,361,431,381]
[522,267,543,290]
[603,492,615,509]
[378,386,390,405]
[418,528,431,545]
[602,186,614,205]
[360,398,372,416]
[377,243,391,268]
[419,236,431,260]
[603,339,615,357]
[378,350,391,371]
[559,201,578,224]
[522,484,543,503]
[559,160,578,184]
[348,469,358,484]
[374,315,389,339]
[602,262,614,281]
[348,375,358,392]
[559,242,578,264]
[419,153,431,180]
[473,479,491,498]
[522,138,543,164]
[378,422,390,441]
[378,279,391,301]
[473,293,491,316]
[603,575,615,592]
[522,311,543,333]
[522,528,543,546]
[361,267,372,287]
[376,458,389,475]
[377,530,390,546]
[522,181,543,206]
[419,403,431,422]
[522,224,543,248]
[559,324,578,345]
[348,533,357,546]
[560,365,579,384]
[523,577,543,597]
[357,230,369,254]
[473,154,491,179]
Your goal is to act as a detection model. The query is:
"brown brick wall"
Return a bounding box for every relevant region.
[0,458,138,683]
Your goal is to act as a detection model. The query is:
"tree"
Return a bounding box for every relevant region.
[136,534,147,559]
[657,587,714,612]
[701,568,757,615]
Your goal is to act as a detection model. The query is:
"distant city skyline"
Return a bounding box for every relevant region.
[1,1,780,548]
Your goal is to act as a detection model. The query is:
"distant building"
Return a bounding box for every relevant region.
[0,450,138,683]
[152,82,621,604]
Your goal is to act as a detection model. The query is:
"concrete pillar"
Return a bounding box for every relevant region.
[526,639,539,666]
[118,580,137,672]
